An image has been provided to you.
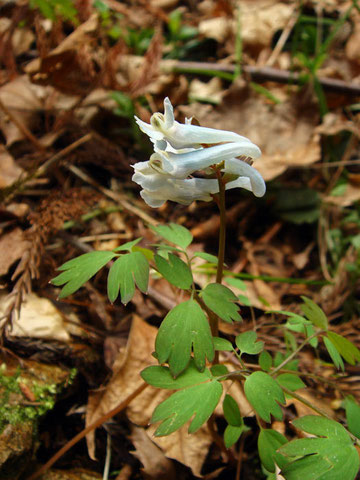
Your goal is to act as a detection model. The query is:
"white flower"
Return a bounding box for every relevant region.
[132,98,266,207]
[133,162,256,208]
[135,97,254,150]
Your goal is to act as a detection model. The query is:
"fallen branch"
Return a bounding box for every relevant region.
[163,60,360,97]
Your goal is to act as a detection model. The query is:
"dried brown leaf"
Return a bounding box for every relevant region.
[179,85,321,181]
[0,228,29,276]
[130,426,175,479]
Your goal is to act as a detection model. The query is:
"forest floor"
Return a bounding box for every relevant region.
[0,0,360,479]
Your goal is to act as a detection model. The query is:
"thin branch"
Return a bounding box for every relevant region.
[163,61,360,96]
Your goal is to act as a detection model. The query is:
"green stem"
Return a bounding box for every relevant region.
[270,330,321,376]
[216,171,226,285]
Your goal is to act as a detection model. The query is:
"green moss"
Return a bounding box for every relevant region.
[0,363,76,432]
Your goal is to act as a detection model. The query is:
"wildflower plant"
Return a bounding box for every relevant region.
[52,99,360,479]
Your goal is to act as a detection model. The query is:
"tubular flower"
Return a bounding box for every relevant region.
[132,98,266,207]
[134,97,253,150]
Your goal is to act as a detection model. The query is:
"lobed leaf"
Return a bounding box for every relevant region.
[155,300,214,377]
[235,331,264,356]
[258,429,288,473]
[141,361,212,390]
[151,379,223,436]
[151,223,193,249]
[202,283,241,323]
[244,372,285,423]
[107,252,149,304]
[279,416,359,480]
[154,253,193,289]
[52,251,116,298]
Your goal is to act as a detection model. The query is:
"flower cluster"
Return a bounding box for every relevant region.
[132,98,265,207]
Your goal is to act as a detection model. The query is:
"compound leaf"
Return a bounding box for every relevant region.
[301,296,328,330]
[52,251,116,298]
[107,252,149,304]
[279,416,359,480]
[154,253,193,289]
[236,331,264,355]
[258,429,288,473]
[151,223,193,249]
[155,300,214,377]
[202,283,241,323]
[244,371,285,423]
[141,361,212,389]
[151,379,223,436]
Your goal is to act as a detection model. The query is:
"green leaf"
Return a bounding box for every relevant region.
[224,277,247,291]
[213,337,233,352]
[279,416,359,480]
[224,425,245,448]
[258,429,288,473]
[235,331,264,356]
[141,361,212,389]
[345,396,360,439]
[155,300,214,377]
[276,374,305,392]
[151,379,223,435]
[113,238,142,252]
[210,364,228,376]
[202,283,241,323]
[327,331,360,365]
[193,252,218,264]
[244,372,285,423]
[259,350,272,372]
[132,246,154,261]
[300,296,328,330]
[52,251,116,298]
[223,394,242,426]
[154,253,193,290]
[284,314,318,348]
[284,330,297,352]
[323,336,344,371]
[151,223,193,249]
[107,252,149,304]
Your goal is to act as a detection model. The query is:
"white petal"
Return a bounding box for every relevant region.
[224,158,266,197]
[152,141,261,178]
[163,97,174,128]
[167,122,255,149]
[134,116,164,140]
